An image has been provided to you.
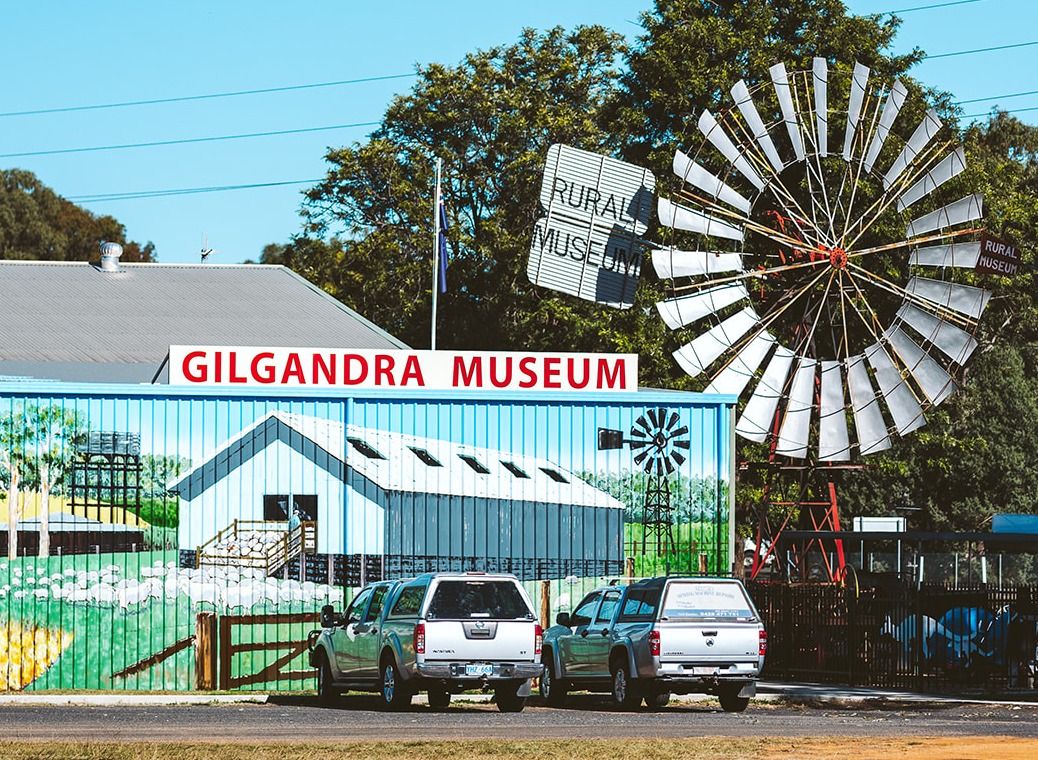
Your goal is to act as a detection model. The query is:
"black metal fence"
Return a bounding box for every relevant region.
[747,579,1038,694]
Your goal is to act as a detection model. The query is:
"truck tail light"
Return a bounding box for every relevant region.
[534,623,543,655]
[759,629,768,657]
[649,629,660,656]
[414,622,426,655]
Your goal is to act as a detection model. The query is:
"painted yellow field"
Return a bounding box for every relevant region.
[0,493,150,528]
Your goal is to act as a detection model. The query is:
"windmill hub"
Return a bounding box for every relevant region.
[827,247,848,269]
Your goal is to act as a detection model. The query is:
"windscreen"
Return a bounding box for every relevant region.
[660,582,757,621]
[426,580,533,620]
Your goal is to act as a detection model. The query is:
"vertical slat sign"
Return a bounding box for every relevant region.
[528,144,656,309]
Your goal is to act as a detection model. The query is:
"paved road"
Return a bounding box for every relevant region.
[4,694,1038,742]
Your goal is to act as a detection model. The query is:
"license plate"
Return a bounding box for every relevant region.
[692,666,719,675]
[465,664,494,677]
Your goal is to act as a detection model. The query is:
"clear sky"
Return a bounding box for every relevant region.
[2,0,1034,265]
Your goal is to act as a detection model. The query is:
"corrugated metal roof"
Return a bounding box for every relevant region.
[0,260,407,381]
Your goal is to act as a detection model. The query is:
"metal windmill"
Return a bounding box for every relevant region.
[651,58,991,579]
[599,409,691,557]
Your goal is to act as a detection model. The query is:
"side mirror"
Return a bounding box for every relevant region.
[556,611,571,628]
[320,604,337,628]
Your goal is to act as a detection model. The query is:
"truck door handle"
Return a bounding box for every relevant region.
[599,628,609,636]
[369,627,378,635]
[580,630,589,638]
[702,631,718,637]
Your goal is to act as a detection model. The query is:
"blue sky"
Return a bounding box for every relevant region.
[2,0,1034,265]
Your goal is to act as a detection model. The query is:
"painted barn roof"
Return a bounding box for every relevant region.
[0,260,406,383]
[169,410,624,511]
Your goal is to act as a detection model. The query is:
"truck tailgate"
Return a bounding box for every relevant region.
[424,620,536,662]
[658,622,761,663]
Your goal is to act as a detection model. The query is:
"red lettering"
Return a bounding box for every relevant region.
[453,357,483,387]
[281,352,305,384]
[400,355,424,386]
[489,357,512,388]
[228,352,247,383]
[313,353,336,384]
[543,357,561,389]
[183,351,208,382]
[518,357,538,388]
[214,351,222,383]
[375,354,395,385]
[567,358,590,389]
[343,355,368,385]
[251,352,275,384]
[597,358,626,389]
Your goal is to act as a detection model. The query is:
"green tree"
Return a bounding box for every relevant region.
[0,169,155,262]
[0,404,29,560]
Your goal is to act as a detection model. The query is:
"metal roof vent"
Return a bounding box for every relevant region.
[99,241,123,272]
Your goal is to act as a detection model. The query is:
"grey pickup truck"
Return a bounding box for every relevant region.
[307,572,543,711]
[540,576,766,711]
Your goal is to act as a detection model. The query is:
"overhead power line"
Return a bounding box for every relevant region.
[67,179,323,203]
[0,73,416,119]
[884,0,981,13]
[926,39,1038,60]
[0,122,380,158]
[959,89,1038,105]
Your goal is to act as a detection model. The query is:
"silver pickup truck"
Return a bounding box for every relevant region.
[540,576,766,711]
[307,572,543,711]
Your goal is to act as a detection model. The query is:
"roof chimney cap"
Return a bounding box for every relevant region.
[99,241,123,272]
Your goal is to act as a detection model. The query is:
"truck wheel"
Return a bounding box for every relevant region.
[643,689,670,710]
[611,663,641,709]
[316,652,338,706]
[718,687,750,713]
[495,680,528,713]
[378,657,412,711]
[539,656,567,706]
[428,688,451,711]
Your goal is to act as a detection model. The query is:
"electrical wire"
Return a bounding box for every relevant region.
[0,73,416,119]
[67,179,323,203]
[883,0,981,13]
[926,39,1038,60]
[0,122,380,159]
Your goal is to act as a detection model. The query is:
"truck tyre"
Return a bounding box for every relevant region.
[644,689,670,710]
[315,652,338,706]
[495,680,528,713]
[428,688,451,711]
[718,686,750,713]
[378,656,412,711]
[611,662,641,709]
[539,655,567,706]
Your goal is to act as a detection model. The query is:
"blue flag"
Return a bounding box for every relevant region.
[438,200,449,293]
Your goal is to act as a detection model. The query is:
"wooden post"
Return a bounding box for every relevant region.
[540,579,550,630]
[698,552,709,574]
[625,556,635,581]
[195,611,217,691]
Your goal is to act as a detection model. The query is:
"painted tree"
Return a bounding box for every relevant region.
[0,404,29,560]
[27,404,85,558]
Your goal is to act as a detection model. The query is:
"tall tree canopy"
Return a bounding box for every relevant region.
[0,169,154,262]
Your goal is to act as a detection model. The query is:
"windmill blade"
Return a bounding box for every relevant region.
[843,62,870,162]
[671,450,686,466]
[775,358,817,458]
[704,330,777,396]
[698,110,767,191]
[906,193,983,237]
[673,306,759,378]
[735,345,795,442]
[812,57,828,157]
[885,326,957,406]
[656,282,750,329]
[897,146,966,212]
[673,150,752,213]
[906,276,990,320]
[666,411,680,432]
[818,360,851,461]
[770,62,806,161]
[730,80,785,173]
[883,109,943,190]
[632,414,652,438]
[865,341,926,436]
[846,354,892,455]
[896,303,979,364]
[909,241,981,269]
[663,456,676,475]
[651,248,744,278]
[658,197,745,241]
[864,80,908,173]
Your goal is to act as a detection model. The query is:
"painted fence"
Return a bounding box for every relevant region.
[0,382,734,691]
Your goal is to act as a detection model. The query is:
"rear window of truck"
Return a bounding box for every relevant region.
[426,580,533,620]
[618,587,661,622]
[660,582,757,621]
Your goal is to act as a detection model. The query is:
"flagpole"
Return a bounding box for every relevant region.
[431,157,442,350]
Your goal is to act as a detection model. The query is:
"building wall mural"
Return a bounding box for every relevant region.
[0,383,734,691]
